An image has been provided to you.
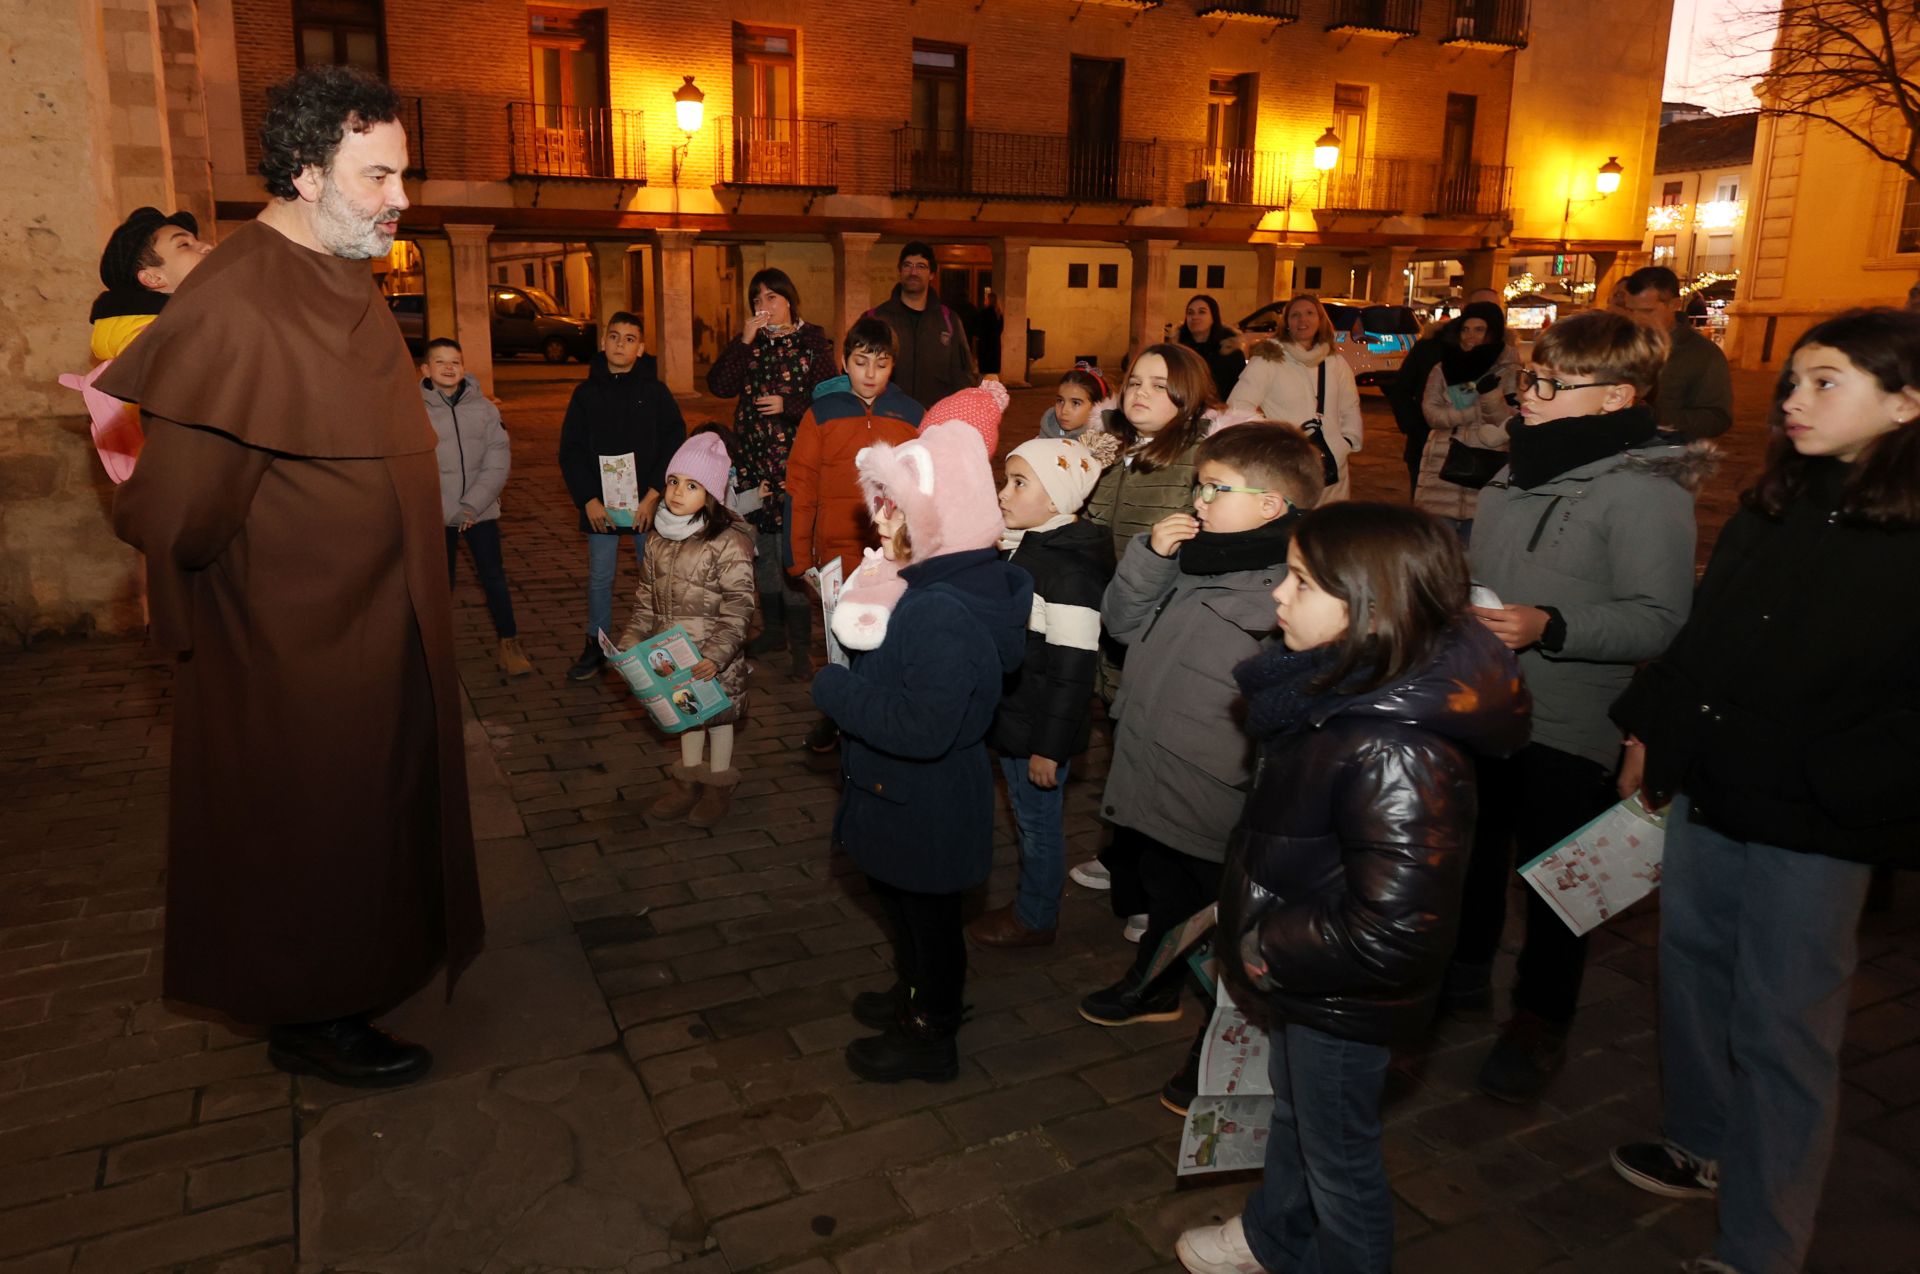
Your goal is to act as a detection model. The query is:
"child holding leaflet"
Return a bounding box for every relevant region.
[813,420,1032,1084]
[620,428,756,829]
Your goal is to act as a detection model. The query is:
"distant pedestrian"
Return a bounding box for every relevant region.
[1176,293,1246,399]
[1229,295,1364,503]
[1619,265,1733,439]
[869,240,977,405]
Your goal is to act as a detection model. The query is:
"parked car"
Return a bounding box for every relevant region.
[383,285,598,365]
[1236,296,1422,388]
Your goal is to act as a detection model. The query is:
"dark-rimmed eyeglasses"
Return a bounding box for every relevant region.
[1517,369,1627,401]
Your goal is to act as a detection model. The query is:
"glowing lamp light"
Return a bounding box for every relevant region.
[673,76,705,134]
[1313,126,1341,172]
[1696,199,1744,230]
[1646,204,1690,232]
[1595,156,1624,196]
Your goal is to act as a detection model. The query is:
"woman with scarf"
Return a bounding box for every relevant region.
[1228,295,1364,503]
[1414,299,1519,540]
[1177,293,1246,400]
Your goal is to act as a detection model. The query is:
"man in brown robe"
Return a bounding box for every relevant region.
[102,66,482,1087]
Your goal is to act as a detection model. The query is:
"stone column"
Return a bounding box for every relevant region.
[590,241,631,337]
[1460,247,1515,296]
[1366,246,1416,305]
[831,231,881,349]
[1251,242,1302,306]
[990,237,1034,386]
[652,229,699,395]
[99,0,179,214]
[419,238,456,341]
[1128,239,1176,364]
[155,0,215,233]
[1592,249,1645,304]
[445,224,497,395]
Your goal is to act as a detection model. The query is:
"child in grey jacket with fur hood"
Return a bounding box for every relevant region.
[1449,311,1715,1104]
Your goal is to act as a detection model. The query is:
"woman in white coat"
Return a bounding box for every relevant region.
[1228,295,1364,503]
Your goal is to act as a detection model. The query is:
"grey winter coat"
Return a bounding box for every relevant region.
[1469,434,1713,769]
[1099,529,1289,862]
[424,374,510,526]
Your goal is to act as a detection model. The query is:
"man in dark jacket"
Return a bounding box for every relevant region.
[869,240,978,406]
[1618,266,1734,440]
[557,312,686,679]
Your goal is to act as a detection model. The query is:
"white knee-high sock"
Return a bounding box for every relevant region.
[708,723,736,772]
[680,728,706,769]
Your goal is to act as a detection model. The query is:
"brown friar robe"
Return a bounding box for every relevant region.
[100,220,483,1026]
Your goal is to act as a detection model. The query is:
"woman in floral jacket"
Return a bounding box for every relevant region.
[707,267,839,674]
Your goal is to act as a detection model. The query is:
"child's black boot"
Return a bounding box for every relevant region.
[844,1008,961,1084]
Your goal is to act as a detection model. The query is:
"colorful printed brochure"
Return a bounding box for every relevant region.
[1519,796,1669,936]
[598,626,732,734]
[805,557,849,669]
[1178,963,1276,1176]
[1137,902,1216,990]
[599,452,640,527]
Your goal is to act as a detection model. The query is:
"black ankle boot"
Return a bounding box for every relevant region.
[268,1016,432,1087]
[748,592,785,656]
[850,982,909,1031]
[845,1009,961,1084]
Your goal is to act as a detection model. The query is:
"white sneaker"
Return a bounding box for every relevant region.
[1069,859,1111,890]
[1122,913,1149,943]
[1176,1215,1268,1274]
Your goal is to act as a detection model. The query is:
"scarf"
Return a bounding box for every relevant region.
[1178,514,1296,577]
[999,512,1076,553]
[652,508,705,541]
[1280,340,1332,369]
[1505,405,1658,490]
[1438,301,1507,385]
[1233,642,1348,740]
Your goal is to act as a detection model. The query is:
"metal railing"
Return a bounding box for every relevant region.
[1697,253,1738,273]
[892,127,1158,203]
[506,102,646,181]
[1443,0,1529,46]
[716,116,838,188]
[1422,162,1513,217]
[1310,157,1417,212]
[1188,148,1292,207]
[398,95,426,179]
[1197,0,1301,19]
[1326,0,1422,35]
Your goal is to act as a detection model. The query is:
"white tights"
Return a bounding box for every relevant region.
[680,723,735,772]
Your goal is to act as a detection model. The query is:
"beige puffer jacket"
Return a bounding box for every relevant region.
[1414,345,1520,522]
[621,510,757,723]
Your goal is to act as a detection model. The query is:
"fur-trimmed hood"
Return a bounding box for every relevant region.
[1244,335,1332,366]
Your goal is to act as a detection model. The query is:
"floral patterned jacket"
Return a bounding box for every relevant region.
[707,322,838,535]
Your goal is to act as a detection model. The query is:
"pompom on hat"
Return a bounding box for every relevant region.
[921,380,1009,457]
[1005,432,1119,516]
[665,429,732,499]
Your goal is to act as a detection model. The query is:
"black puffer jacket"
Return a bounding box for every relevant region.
[1219,620,1530,1045]
[989,519,1116,763]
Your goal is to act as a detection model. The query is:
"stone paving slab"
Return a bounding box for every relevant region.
[2,372,1917,1272]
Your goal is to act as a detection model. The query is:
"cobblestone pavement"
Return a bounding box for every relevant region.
[2,366,1916,1273]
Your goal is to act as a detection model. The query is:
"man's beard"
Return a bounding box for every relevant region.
[314,176,397,260]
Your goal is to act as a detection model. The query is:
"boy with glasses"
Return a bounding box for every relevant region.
[1447,310,1715,1102]
[1079,421,1325,1116]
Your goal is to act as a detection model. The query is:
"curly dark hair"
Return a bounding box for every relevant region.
[258,66,401,200]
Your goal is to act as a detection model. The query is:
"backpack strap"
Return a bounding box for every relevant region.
[1315,359,1326,418]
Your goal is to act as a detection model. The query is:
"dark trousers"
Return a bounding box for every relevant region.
[870,877,966,1018]
[1098,823,1154,919]
[1452,743,1618,1023]
[445,521,517,639]
[1120,827,1225,998]
[1403,427,1429,498]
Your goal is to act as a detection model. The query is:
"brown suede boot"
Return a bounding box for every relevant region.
[497,637,533,678]
[686,767,740,829]
[647,763,705,822]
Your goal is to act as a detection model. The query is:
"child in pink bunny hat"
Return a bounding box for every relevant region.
[810,411,1033,1085]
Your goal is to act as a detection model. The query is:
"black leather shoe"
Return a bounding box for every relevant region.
[1078,975,1183,1027]
[565,638,606,682]
[845,1010,960,1084]
[268,1016,432,1088]
[850,982,908,1031]
[1475,1012,1570,1104]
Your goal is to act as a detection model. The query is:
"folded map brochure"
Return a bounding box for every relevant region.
[599,452,640,527]
[1137,902,1216,990]
[598,626,732,734]
[1520,795,1669,937]
[1179,980,1276,1177]
[805,557,849,669]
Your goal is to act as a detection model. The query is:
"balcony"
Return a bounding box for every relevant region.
[1441,0,1529,48]
[507,102,646,182]
[1309,158,1417,213]
[892,127,1158,204]
[1187,148,1292,207]
[715,117,837,191]
[1198,0,1301,22]
[1697,253,1738,273]
[1327,0,1421,37]
[1422,162,1513,217]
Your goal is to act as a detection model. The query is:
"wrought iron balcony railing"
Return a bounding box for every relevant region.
[1309,158,1513,218]
[1187,148,1292,207]
[1197,0,1301,21]
[1310,157,1417,213]
[507,102,647,182]
[1423,162,1513,217]
[397,95,426,179]
[892,127,1158,203]
[1442,0,1529,47]
[715,116,838,189]
[1326,0,1421,36]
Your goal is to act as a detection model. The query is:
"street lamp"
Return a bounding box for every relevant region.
[1595,156,1624,196]
[1313,126,1341,172]
[670,75,705,188]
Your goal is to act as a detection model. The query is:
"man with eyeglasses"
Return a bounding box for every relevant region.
[1616,265,1733,440]
[869,240,979,407]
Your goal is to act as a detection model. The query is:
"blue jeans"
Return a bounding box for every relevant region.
[585,531,646,642]
[998,756,1069,930]
[1241,1022,1395,1274]
[1658,796,1871,1274]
